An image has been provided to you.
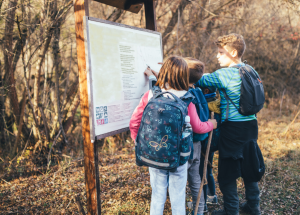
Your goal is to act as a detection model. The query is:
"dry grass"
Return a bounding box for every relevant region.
[0,107,299,214]
[205,107,300,215]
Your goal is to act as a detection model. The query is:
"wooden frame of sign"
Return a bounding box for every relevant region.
[73,0,157,214]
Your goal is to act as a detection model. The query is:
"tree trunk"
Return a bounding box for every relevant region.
[0,60,5,145]
[63,92,80,134]
[13,91,27,156]
[50,0,68,145]
[33,36,52,124]
[4,0,20,125]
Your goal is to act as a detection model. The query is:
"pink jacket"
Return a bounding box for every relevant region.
[129,90,214,141]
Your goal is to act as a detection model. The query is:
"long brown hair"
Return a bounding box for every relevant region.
[155,56,189,91]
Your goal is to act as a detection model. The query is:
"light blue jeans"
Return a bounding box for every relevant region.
[149,162,188,215]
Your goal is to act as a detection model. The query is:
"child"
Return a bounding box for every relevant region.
[184,57,210,215]
[195,34,262,215]
[129,56,217,215]
[199,86,221,212]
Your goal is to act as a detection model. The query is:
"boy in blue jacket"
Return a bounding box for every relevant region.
[195,34,262,215]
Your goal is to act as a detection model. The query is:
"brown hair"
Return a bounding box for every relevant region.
[215,33,246,57]
[156,56,189,91]
[185,57,205,84]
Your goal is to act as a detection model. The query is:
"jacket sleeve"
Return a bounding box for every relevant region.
[148,75,157,89]
[195,70,229,89]
[188,102,214,134]
[129,91,150,141]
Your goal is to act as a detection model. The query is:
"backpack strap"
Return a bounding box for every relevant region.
[221,89,239,122]
[151,86,162,97]
[180,91,194,107]
[231,64,243,69]
[231,60,248,69]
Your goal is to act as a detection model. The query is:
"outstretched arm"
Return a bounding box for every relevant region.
[188,103,216,133]
[144,67,158,89]
[194,70,228,89]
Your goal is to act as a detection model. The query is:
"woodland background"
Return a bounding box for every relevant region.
[0,0,299,214]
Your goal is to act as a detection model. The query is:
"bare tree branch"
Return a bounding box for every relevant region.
[107,8,123,22]
[162,0,190,45]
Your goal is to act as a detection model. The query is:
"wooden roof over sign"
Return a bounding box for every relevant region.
[94,0,156,13]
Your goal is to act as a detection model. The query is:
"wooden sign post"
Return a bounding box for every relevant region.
[73,0,157,214]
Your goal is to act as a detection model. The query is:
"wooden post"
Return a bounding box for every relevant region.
[144,0,157,31]
[73,0,101,214]
[74,0,157,214]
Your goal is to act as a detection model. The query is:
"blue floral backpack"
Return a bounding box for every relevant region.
[135,86,194,171]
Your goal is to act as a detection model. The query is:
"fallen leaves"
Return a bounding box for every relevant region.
[0,112,300,214]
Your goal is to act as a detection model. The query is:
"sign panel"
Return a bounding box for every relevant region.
[84,17,163,139]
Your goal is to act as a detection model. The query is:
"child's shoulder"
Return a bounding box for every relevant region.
[215,67,238,74]
[203,68,238,80]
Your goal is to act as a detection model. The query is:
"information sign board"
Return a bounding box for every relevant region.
[84,17,163,139]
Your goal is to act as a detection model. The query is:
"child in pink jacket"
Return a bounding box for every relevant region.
[129,56,217,215]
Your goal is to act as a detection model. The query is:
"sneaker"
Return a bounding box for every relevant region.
[240,202,261,215]
[212,209,239,215]
[188,203,204,215]
[207,195,218,204]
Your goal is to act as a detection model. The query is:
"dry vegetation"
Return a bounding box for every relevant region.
[0,105,299,214]
[0,0,300,214]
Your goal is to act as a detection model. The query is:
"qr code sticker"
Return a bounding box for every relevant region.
[96,106,108,125]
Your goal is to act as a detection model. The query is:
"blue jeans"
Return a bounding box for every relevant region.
[149,162,188,215]
[219,180,260,215]
[207,152,216,196]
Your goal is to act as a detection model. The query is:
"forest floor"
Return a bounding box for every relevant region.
[0,108,299,214]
